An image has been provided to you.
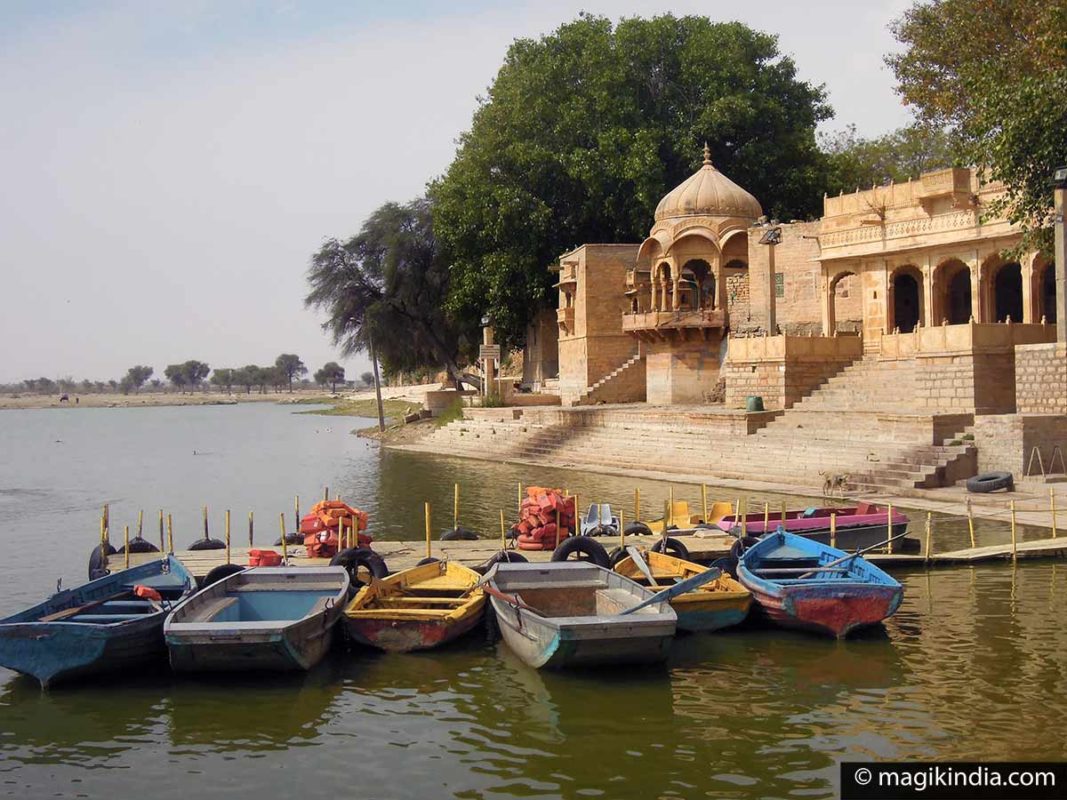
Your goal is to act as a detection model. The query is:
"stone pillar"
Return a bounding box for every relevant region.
[672,277,680,310]
[922,257,934,328]
[821,270,834,335]
[1021,253,1035,323]
[482,325,496,397]
[970,252,983,322]
[1055,181,1067,342]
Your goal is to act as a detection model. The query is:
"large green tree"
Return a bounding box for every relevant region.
[887,0,1067,251]
[306,198,469,387]
[430,13,833,347]
[274,354,307,392]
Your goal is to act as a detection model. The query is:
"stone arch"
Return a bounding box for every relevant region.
[934,258,972,324]
[991,260,1023,322]
[827,270,859,334]
[680,258,712,310]
[888,265,924,333]
[654,261,673,311]
[1034,255,1057,324]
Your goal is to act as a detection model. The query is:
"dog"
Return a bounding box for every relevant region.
[820,471,850,496]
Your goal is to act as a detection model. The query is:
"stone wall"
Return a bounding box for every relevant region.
[746,221,824,335]
[645,336,724,404]
[973,413,1067,476]
[521,309,559,388]
[577,355,646,405]
[908,351,1016,415]
[1015,343,1067,413]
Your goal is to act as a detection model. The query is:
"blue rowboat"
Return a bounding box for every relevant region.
[737,531,903,638]
[0,555,196,688]
[164,566,349,673]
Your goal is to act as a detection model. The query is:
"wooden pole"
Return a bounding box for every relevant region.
[295,495,300,527]
[830,512,837,550]
[763,502,769,533]
[634,488,640,523]
[669,486,675,525]
[279,513,288,562]
[499,509,506,549]
[248,511,254,547]
[663,499,670,541]
[369,332,386,434]
[323,486,329,503]
[167,514,174,554]
[555,506,561,550]
[103,504,110,546]
[740,498,748,538]
[518,481,522,515]
[924,512,933,563]
[887,502,894,555]
[618,508,625,551]
[123,525,130,569]
[454,483,460,529]
[967,499,976,548]
[158,509,164,552]
[1010,500,1018,560]
[202,505,209,540]
[574,493,580,535]
[424,502,432,560]
[225,510,231,564]
[701,484,708,523]
[99,517,108,573]
[137,509,143,539]
[781,500,787,525]
[1051,489,1058,539]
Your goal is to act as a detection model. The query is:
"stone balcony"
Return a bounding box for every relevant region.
[622,308,725,339]
[557,306,575,332]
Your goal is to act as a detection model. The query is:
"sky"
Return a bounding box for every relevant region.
[0,0,913,384]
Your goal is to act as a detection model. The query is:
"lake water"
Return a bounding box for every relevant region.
[0,404,1065,799]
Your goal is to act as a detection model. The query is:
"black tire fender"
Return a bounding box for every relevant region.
[415,557,441,566]
[483,550,528,569]
[966,471,1014,493]
[623,522,653,537]
[330,547,388,587]
[273,532,304,546]
[729,536,761,560]
[116,536,160,555]
[189,538,227,551]
[551,536,611,568]
[440,526,480,541]
[650,536,690,560]
[87,542,117,580]
[202,564,245,587]
[607,546,630,568]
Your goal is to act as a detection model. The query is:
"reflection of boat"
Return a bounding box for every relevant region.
[165,567,348,672]
[0,556,195,688]
[488,562,676,669]
[614,550,751,633]
[343,560,485,652]
[718,502,914,551]
[738,531,903,638]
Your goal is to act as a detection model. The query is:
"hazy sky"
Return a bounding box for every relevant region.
[0,0,912,384]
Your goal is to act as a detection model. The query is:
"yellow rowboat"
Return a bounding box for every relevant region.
[343,560,486,653]
[614,550,751,633]
[643,500,733,534]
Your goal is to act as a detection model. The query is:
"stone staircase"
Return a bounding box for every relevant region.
[576,351,645,406]
[785,355,921,414]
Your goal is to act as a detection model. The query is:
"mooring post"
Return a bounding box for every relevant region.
[887,503,894,555]
[517,482,522,516]
[763,502,769,532]
[1051,489,1058,539]
[1010,500,1018,560]
[99,517,108,573]
[158,509,164,552]
[123,525,130,569]
[618,508,625,551]
[741,498,748,538]
[967,499,976,548]
[555,506,561,550]
[669,487,675,525]
[248,511,254,547]
[499,509,506,549]
[830,512,837,550]
[295,495,300,528]
[924,512,933,563]
[634,487,640,523]
[780,501,787,526]
[323,486,329,503]
[424,502,432,560]
[225,510,231,564]
[279,513,288,563]
[454,483,460,530]
[167,514,174,554]
[137,509,143,539]
[202,505,209,541]
[702,484,708,523]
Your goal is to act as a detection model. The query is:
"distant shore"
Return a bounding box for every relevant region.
[0,389,334,411]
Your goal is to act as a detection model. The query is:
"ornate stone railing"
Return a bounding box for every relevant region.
[820,210,981,249]
[725,334,863,363]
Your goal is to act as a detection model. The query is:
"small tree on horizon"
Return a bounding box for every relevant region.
[314,362,346,393]
[274,354,308,393]
[360,371,374,387]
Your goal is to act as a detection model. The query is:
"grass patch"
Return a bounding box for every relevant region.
[298,398,421,420]
[481,393,506,408]
[962,433,975,441]
[435,397,466,427]
[288,395,339,405]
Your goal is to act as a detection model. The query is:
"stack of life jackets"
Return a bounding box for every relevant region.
[300,500,372,559]
[513,487,575,551]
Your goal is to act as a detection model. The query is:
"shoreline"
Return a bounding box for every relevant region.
[0,390,333,411]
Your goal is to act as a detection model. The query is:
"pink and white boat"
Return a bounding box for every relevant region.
[716,502,914,552]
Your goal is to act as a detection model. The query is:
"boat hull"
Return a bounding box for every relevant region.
[745,582,903,638]
[344,611,482,653]
[167,624,336,672]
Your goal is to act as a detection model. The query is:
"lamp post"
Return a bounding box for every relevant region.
[1052,165,1067,344]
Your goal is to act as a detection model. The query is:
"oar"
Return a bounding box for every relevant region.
[626,546,659,587]
[619,566,722,616]
[796,529,912,579]
[482,585,548,617]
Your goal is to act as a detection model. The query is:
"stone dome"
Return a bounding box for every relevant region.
[654,144,763,222]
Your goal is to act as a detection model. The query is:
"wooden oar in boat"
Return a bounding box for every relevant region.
[38,591,128,622]
[796,529,912,579]
[625,546,659,587]
[620,567,722,616]
[482,585,548,617]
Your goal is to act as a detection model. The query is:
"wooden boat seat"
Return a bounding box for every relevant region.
[98,600,156,612]
[124,573,187,591]
[184,596,238,623]
[496,580,606,592]
[68,613,144,624]
[348,608,455,616]
[378,597,467,605]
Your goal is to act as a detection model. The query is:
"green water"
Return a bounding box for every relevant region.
[1,405,1065,799]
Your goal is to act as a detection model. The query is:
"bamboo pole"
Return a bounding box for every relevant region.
[740,497,747,538]
[887,502,894,555]
[202,505,209,540]
[99,517,108,572]
[830,512,837,550]
[518,481,522,516]
[225,510,231,564]
[555,507,561,550]
[763,502,769,532]
[137,509,143,539]
[295,495,300,527]
[967,499,976,548]
[701,484,708,523]
[669,487,675,524]
[454,483,460,530]
[158,510,164,552]
[323,486,329,503]
[167,514,174,554]
[618,508,625,551]
[425,502,432,560]
[924,512,933,562]
[1051,489,1058,539]
[123,525,130,569]
[781,501,787,525]
[499,509,506,549]
[103,504,110,546]
[279,513,288,562]
[634,488,640,523]
[1010,500,1018,560]
[248,511,254,547]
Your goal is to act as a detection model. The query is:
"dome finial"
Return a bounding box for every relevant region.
[702,142,712,166]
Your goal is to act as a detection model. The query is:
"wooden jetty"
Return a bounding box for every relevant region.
[103,531,1067,582]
